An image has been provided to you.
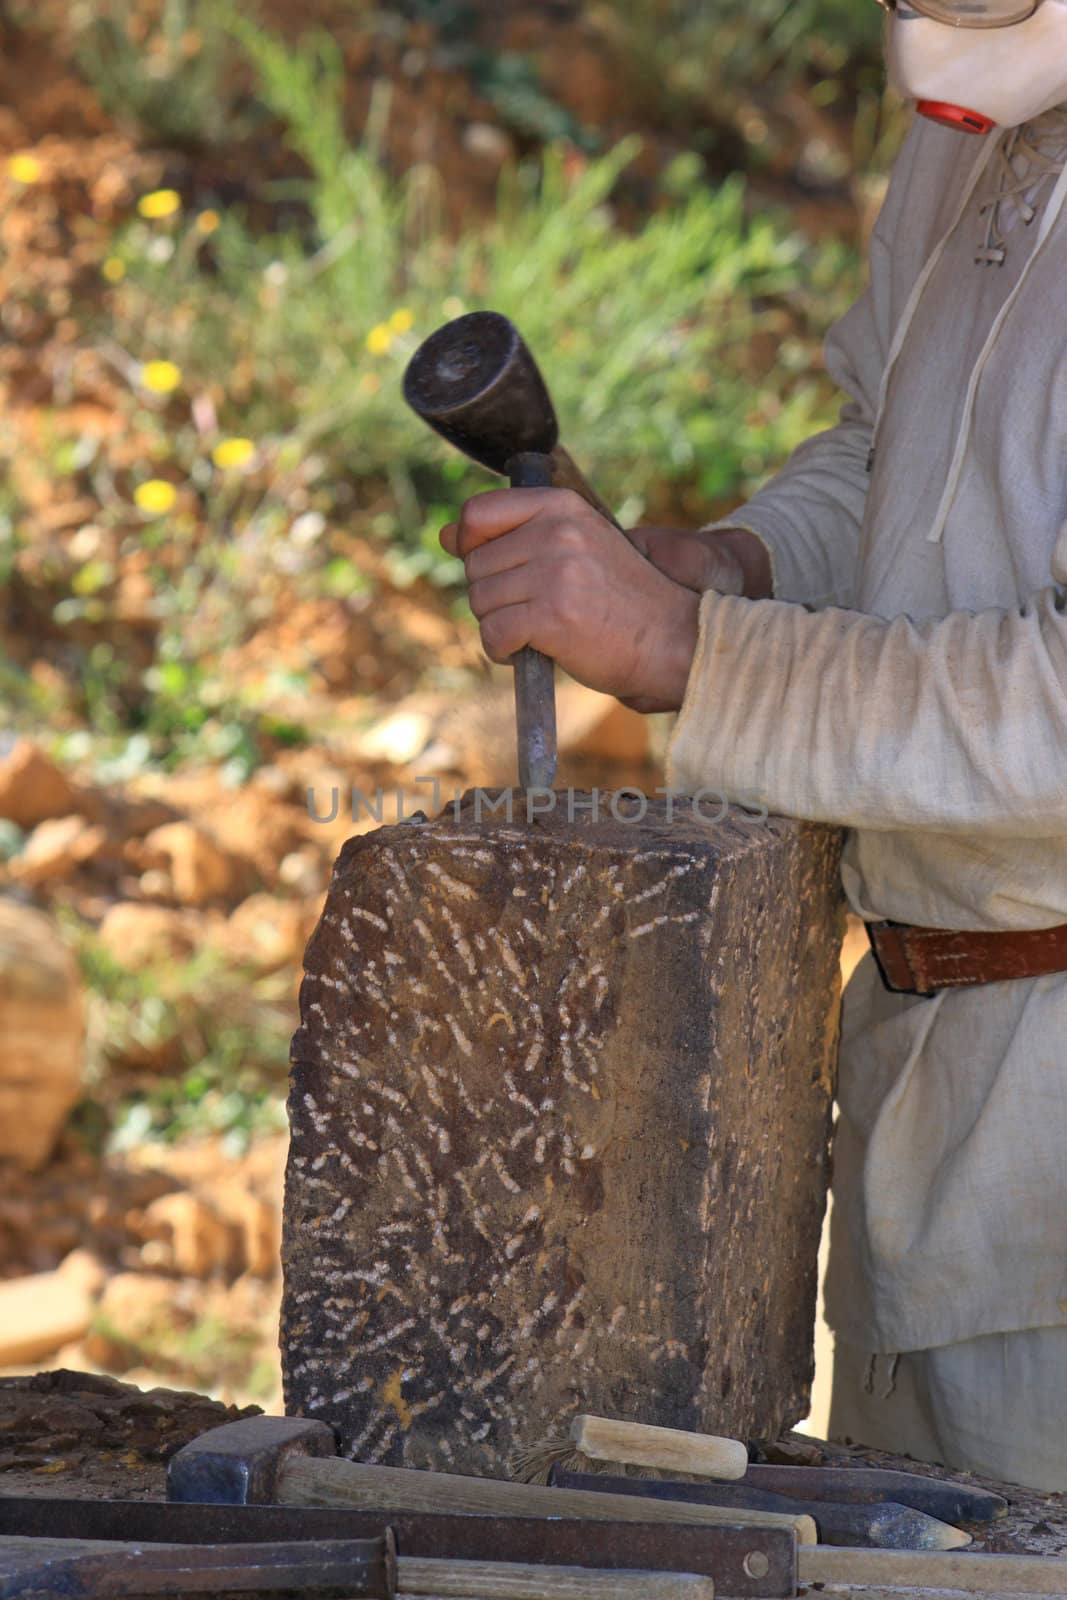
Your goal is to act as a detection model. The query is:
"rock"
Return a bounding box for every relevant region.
[137,869,174,900]
[96,902,201,970]
[225,893,319,972]
[140,1192,240,1279]
[191,790,308,891]
[356,705,436,766]
[463,121,516,165]
[0,1269,93,1366]
[282,793,844,1472]
[93,1271,180,1333]
[10,813,108,885]
[213,1183,281,1280]
[0,1370,263,1491]
[0,739,79,830]
[277,848,325,897]
[143,821,246,907]
[0,899,85,1170]
[761,1433,825,1467]
[57,1249,107,1299]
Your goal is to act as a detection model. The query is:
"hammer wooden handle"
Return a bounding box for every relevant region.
[398,1555,713,1597]
[570,1416,748,1481]
[547,447,624,534]
[277,1455,816,1544]
[800,1545,1067,1593]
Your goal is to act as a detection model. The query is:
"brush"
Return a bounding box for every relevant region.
[509,1414,750,1487]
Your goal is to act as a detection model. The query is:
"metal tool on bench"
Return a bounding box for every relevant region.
[0,1526,396,1598]
[403,311,625,793]
[2,1494,794,1600]
[519,1411,987,1551]
[10,1495,1067,1600]
[551,1468,974,1551]
[165,1413,812,1535]
[160,1412,801,1596]
[739,1462,1008,1525]
[0,1521,714,1600]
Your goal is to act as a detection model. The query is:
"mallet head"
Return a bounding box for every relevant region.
[403,310,559,476]
[167,1414,337,1505]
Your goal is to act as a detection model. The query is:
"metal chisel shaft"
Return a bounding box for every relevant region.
[507,451,558,792]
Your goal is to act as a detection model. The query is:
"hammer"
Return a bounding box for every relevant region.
[166,1413,815,1545]
[403,312,624,794]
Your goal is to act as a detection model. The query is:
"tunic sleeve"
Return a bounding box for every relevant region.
[666,578,1067,838]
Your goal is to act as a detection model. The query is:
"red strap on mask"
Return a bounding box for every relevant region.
[917,100,997,135]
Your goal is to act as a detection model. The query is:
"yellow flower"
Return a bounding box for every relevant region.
[140,359,182,395]
[389,307,415,335]
[134,479,178,515]
[6,153,43,185]
[365,324,393,356]
[102,256,126,283]
[196,209,220,234]
[212,437,256,470]
[138,188,181,220]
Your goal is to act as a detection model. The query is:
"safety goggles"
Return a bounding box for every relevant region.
[876,0,1045,26]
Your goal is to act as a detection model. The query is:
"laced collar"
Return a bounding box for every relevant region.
[977,105,1067,266]
[869,119,1067,542]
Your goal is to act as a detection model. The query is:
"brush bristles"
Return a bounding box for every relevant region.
[507,1437,684,1486]
[508,1439,583,1485]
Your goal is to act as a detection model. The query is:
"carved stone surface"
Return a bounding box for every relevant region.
[282,794,844,1473]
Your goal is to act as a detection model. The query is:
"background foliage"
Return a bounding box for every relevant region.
[0,0,897,1152]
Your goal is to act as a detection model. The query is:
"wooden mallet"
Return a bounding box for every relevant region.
[403,311,622,793]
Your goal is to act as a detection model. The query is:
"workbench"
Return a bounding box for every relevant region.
[2,1375,1065,1597]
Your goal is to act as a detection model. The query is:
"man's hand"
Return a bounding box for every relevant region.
[441,488,701,712]
[631,525,772,600]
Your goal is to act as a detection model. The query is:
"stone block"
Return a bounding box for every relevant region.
[282,794,843,1472]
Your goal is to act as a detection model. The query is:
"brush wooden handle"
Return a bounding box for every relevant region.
[398,1555,713,1597]
[799,1545,1067,1594]
[570,1417,748,1482]
[278,1455,816,1544]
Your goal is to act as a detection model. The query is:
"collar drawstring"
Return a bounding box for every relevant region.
[868,112,1067,545]
[925,154,1067,544]
[977,109,1067,265]
[869,136,999,473]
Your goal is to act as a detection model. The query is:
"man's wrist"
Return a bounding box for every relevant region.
[708,527,773,600]
[657,588,701,709]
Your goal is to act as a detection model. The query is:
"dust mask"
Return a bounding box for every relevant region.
[887,0,1067,133]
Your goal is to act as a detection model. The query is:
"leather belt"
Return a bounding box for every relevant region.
[867,918,1067,997]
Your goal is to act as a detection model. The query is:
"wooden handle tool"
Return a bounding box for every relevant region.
[277,1454,817,1545]
[569,1416,749,1481]
[398,1555,713,1598]
[800,1544,1067,1594]
[552,1467,972,1551]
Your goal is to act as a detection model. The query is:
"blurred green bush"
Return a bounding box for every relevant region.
[2,0,886,769]
[95,14,859,575]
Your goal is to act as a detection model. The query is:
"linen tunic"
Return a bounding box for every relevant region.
[666,109,1067,1353]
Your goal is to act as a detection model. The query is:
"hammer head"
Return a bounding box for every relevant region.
[166,1414,337,1505]
[403,311,559,476]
